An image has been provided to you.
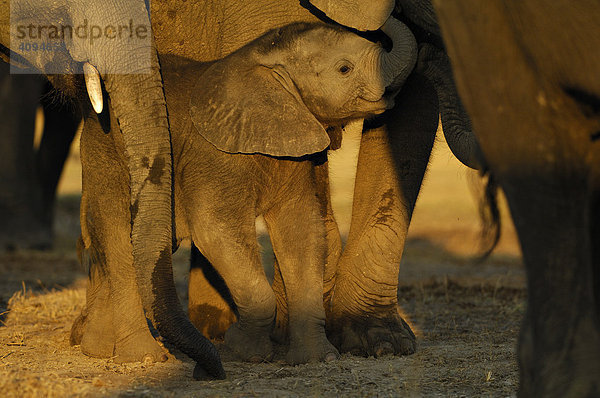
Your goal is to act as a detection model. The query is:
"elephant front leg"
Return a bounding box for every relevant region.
[72,115,167,364]
[271,160,343,346]
[264,186,339,364]
[327,74,438,357]
[70,238,115,358]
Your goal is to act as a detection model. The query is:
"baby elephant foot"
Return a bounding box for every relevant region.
[286,334,339,365]
[328,310,416,357]
[113,328,168,363]
[70,307,115,359]
[225,323,273,362]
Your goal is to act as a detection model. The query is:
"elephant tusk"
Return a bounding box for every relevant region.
[83,62,103,114]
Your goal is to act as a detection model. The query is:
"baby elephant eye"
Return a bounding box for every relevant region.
[338,64,353,75]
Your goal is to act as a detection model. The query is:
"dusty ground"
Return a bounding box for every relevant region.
[0,130,525,396]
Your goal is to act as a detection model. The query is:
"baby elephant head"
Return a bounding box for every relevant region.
[190,19,417,157]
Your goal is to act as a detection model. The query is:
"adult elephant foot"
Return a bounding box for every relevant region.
[70,306,115,359]
[70,242,167,363]
[113,329,168,364]
[71,306,167,363]
[326,282,416,357]
[286,329,339,364]
[224,323,273,363]
[69,256,115,358]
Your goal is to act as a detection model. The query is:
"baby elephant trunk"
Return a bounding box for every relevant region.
[378,17,418,93]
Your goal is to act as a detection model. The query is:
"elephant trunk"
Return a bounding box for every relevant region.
[79,2,224,379]
[378,17,418,91]
[417,43,485,170]
[308,0,395,30]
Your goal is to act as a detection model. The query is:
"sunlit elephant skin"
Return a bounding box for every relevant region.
[1,0,224,379]
[0,64,80,251]
[433,1,600,396]
[80,20,417,366]
[152,0,477,357]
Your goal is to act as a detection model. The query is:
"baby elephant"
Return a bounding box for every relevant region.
[77,20,416,368]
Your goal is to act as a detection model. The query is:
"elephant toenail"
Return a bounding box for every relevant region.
[248,355,264,363]
[143,355,154,364]
[375,342,394,357]
[324,352,338,362]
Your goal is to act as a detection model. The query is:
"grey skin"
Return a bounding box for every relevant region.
[1,0,223,379]
[151,0,483,356]
[0,63,80,251]
[77,21,416,370]
[434,1,600,396]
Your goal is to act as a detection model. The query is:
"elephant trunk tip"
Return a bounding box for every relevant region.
[194,362,227,381]
[379,17,418,90]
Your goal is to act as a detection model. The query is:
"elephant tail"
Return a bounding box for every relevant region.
[472,170,501,262]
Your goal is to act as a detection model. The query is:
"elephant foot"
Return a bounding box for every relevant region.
[71,307,115,359]
[286,334,339,365]
[113,329,168,363]
[327,309,416,357]
[69,311,86,346]
[224,323,273,362]
[270,321,288,345]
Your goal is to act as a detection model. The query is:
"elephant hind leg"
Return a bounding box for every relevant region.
[188,243,237,341]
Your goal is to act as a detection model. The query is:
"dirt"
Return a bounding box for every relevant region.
[0,133,526,396]
[0,251,524,397]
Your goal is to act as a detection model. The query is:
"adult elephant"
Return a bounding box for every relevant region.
[151,0,484,356]
[433,1,600,396]
[1,0,223,378]
[0,64,80,251]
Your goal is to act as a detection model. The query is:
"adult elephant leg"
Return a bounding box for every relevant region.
[508,175,600,397]
[0,65,50,250]
[318,157,344,313]
[188,244,237,340]
[327,73,438,356]
[76,113,167,363]
[70,238,115,358]
[37,84,81,222]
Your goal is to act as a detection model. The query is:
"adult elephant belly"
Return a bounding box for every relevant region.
[152,1,318,62]
[152,0,433,358]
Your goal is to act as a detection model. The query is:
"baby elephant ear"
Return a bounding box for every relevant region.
[190,63,330,157]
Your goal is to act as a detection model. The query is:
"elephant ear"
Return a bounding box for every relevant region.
[189,63,330,157]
